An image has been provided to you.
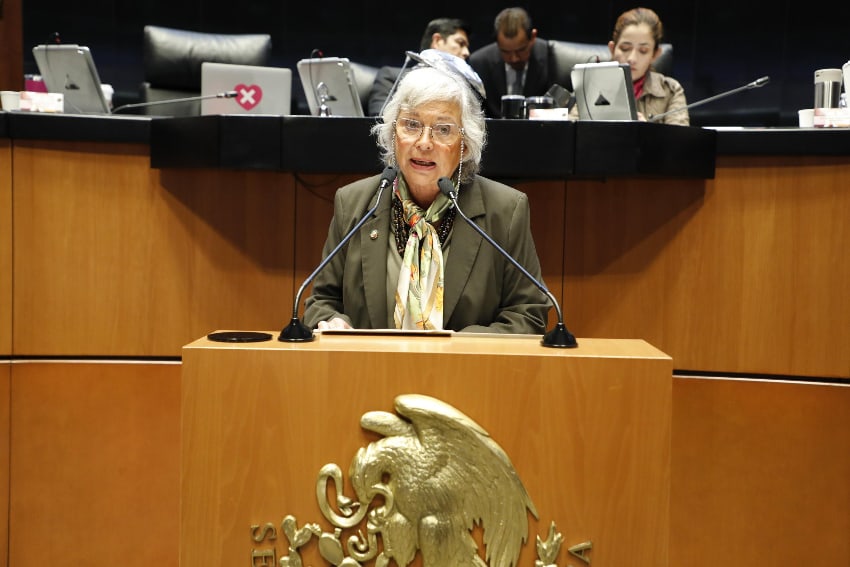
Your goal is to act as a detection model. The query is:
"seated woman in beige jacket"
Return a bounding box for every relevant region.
[571,7,689,125]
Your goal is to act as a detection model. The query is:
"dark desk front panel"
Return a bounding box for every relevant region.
[575,121,716,178]
[6,112,150,144]
[149,115,717,179]
[7,111,850,162]
[714,126,850,155]
[150,114,282,170]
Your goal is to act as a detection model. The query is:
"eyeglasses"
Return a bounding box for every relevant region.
[395,117,463,144]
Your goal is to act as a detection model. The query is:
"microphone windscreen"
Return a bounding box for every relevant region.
[381,165,399,184]
[437,177,455,197]
[545,84,572,108]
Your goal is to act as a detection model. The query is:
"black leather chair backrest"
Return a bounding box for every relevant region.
[347,61,380,112]
[549,40,674,91]
[141,25,272,116]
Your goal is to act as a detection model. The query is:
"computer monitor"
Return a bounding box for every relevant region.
[32,44,111,115]
[296,57,364,117]
[571,62,638,121]
[201,62,292,115]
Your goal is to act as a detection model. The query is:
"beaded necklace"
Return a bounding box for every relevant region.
[391,195,457,257]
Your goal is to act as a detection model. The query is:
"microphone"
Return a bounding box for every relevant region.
[316,81,337,116]
[110,90,238,114]
[649,76,770,122]
[405,50,429,66]
[545,83,573,108]
[279,166,399,342]
[437,178,578,348]
[377,53,413,117]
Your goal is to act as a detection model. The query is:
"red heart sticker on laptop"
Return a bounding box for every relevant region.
[234,84,263,110]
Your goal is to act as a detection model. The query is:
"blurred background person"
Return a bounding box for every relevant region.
[367,17,472,116]
[468,7,566,118]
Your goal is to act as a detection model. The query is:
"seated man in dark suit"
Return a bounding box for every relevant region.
[366,18,471,116]
[468,7,567,118]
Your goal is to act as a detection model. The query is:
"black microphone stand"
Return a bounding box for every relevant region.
[279,166,398,342]
[376,54,412,117]
[649,76,770,123]
[110,90,238,114]
[437,178,577,348]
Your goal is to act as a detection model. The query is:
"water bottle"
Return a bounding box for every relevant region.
[814,68,842,108]
[843,60,850,102]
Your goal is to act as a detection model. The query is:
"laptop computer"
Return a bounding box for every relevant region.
[32,44,111,114]
[571,61,638,121]
[296,57,364,117]
[201,62,292,115]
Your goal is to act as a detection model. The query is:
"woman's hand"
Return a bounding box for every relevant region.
[317,317,353,330]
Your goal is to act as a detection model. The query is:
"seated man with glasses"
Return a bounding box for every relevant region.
[303,63,550,334]
[468,7,567,118]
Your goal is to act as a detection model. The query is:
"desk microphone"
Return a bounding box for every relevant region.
[649,76,770,122]
[278,166,399,342]
[437,177,578,348]
[110,90,238,114]
[377,53,413,117]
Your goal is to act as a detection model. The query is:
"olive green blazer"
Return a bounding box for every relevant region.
[303,173,550,334]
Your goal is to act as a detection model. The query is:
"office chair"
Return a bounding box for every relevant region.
[346,61,380,114]
[141,25,272,116]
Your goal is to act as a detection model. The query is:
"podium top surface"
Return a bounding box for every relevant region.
[185,331,671,360]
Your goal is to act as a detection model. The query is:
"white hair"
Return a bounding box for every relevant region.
[371,66,486,183]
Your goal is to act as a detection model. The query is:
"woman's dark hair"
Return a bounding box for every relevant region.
[612,7,663,50]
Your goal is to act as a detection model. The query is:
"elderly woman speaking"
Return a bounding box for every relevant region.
[303,59,550,334]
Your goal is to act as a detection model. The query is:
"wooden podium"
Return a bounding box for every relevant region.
[181,333,672,567]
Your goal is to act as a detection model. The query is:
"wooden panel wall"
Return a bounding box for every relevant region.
[9,141,850,376]
[4,137,850,566]
[0,362,9,567]
[12,142,296,356]
[6,361,848,567]
[0,141,10,355]
[8,362,181,567]
[671,376,850,566]
[0,139,9,567]
[564,156,850,377]
[0,0,23,92]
